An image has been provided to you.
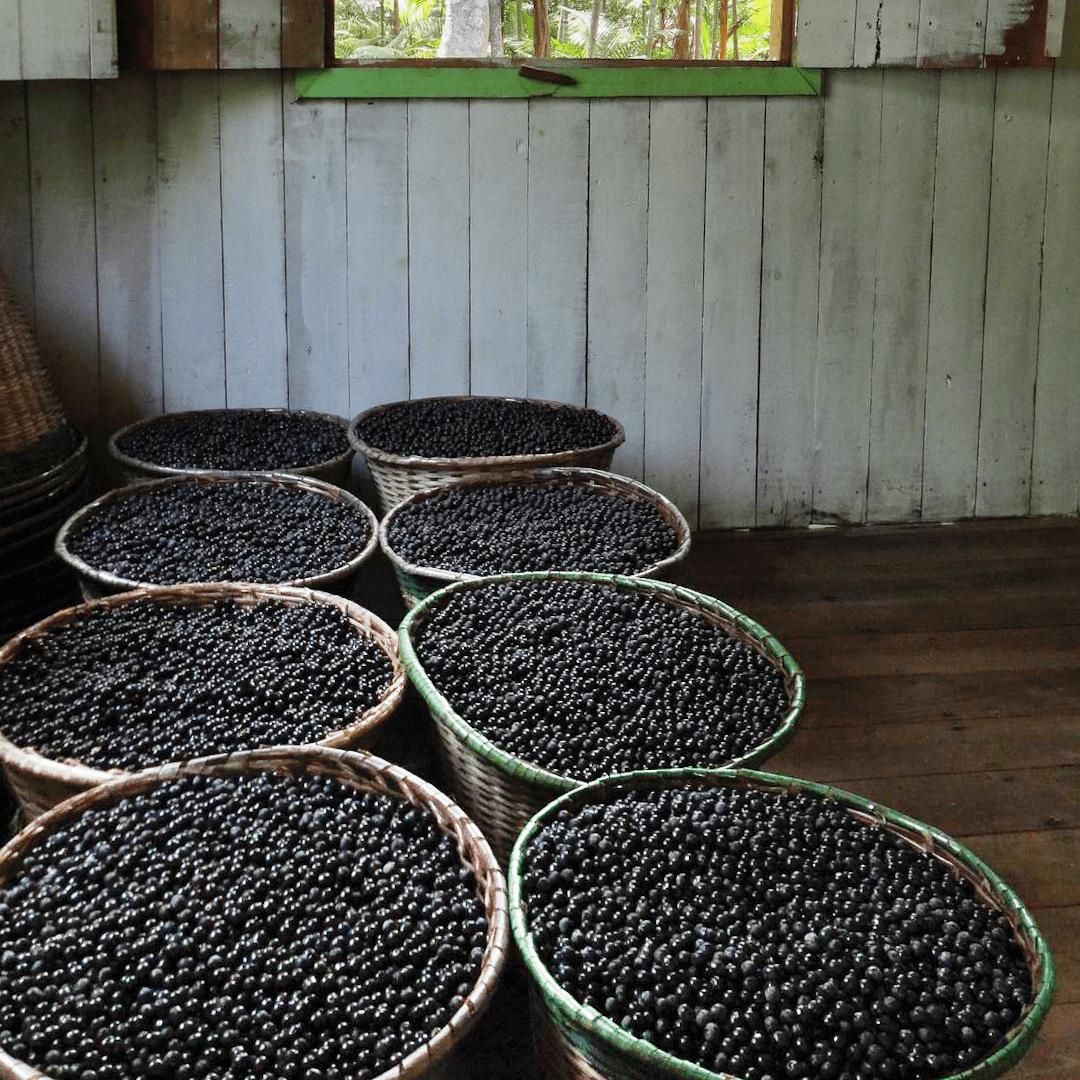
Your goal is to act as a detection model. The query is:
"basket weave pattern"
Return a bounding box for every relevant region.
[0,582,407,820]
[54,471,379,601]
[0,745,510,1080]
[349,397,626,513]
[380,467,692,611]
[399,572,805,868]
[508,768,1055,1080]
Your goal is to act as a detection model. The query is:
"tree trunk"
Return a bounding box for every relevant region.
[515,0,522,40]
[645,0,657,55]
[588,0,602,57]
[533,0,550,55]
[672,0,691,58]
[489,0,504,54]
[730,0,738,58]
[693,0,702,58]
[438,0,491,54]
[392,0,401,36]
[717,0,725,57]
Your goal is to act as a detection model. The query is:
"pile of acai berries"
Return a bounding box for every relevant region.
[0,597,393,770]
[0,772,488,1080]
[386,483,680,577]
[353,397,617,458]
[66,478,372,586]
[520,784,1033,1080]
[412,579,791,779]
[115,410,350,473]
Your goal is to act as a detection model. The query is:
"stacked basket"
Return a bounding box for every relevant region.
[0,268,89,641]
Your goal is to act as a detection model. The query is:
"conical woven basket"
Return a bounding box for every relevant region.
[0,267,76,487]
[509,768,1055,1080]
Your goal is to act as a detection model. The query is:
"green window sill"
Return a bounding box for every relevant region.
[295,61,821,99]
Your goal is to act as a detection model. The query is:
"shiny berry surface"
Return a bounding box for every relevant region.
[521,785,1033,1080]
[0,773,487,1080]
[0,598,393,769]
[354,398,616,458]
[413,580,790,779]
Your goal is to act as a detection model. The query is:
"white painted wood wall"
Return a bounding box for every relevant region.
[0,0,117,80]
[1,66,1078,529]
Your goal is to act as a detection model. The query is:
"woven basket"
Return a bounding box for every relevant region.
[0,744,510,1080]
[0,430,87,510]
[380,467,691,610]
[508,767,1055,1080]
[54,471,379,600]
[109,408,355,488]
[0,267,77,486]
[0,582,407,820]
[349,397,626,513]
[399,573,805,868]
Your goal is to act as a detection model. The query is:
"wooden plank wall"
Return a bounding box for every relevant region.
[0,66,1078,528]
[0,0,116,79]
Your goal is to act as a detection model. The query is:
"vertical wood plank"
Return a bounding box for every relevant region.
[976,70,1053,517]
[469,100,528,400]
[795,0,857,67]
[643,100,707,528]
[281,0,325,67]
[984,0,1044,57]
[527,98,589,405]
[1045,0,1067,55]
[0,83,32,311]
[585,99,649,480]
[917,0,991,64]
[156,72,226,411]
[20,0,90,78]
[1031,68,1080,514]
[853,0,920,66]
[812,70,881,525]
[922,71,995,521]
[220,0,281,68]
[93,75,163,447]
[220,70,287,407]
[866,71,938,523]
[26,82,100,446]
[90,0,118,78]
[345,100,410,416]
[283,90,348,413]
[0,0,21,79]
[407,100,470,399]
[757,96,823,527]
[699,97,765,529]
[155,0,219,68]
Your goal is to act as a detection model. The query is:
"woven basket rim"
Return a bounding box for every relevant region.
[0,582,407,786]
[0,429,87,503]
[379,467,691,586]
[53,471,379,592]
[0,744,509,1080]
[399,572,806,793]
[348,396,626,470]
[507,766,1056,1080]
[108,408,354,479]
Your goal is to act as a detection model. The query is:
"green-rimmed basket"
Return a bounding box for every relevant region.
[0,744,510,1080]
[0,582,407,820]
[508,767,1055,1080]
[108,408,355,488]
[349,396,626,514]
[380,467,692,611]
[54,471,379,601]
[399,573,805,868]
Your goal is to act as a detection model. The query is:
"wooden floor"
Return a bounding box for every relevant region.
[359,516,1080,1080]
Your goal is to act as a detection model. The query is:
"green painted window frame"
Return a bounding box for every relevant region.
[295,61,820,98]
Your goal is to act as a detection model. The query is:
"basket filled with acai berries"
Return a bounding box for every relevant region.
[55,471,379,599]
[0,582,406,818]
[108,407,355,487]
[509,768,1054,1080]
[380,466,691,609]
[398,573,804,867]
[0,745,509,1080]
[348,395,626,512]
